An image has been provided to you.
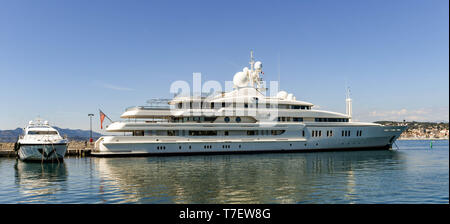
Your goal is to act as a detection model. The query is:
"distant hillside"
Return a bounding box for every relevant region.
[0,127,102,142]
[374,121,449,131]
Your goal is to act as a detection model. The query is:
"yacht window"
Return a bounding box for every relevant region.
[247,130,255,135]
[204,117,216,122]
[244,103,248,108]
[133,131,144,136]
[236,117,241,123]
[222,102,226,108]
[271,130,285,135]
[189,131,217,136]
[167,130,175,136]
[293,117,303,122]
[27,131,58,135]
[266,104,270,108]
[224,131,229,136]
[224,117,230,123]
[292,105,300,109]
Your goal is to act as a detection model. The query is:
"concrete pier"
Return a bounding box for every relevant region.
[0,141,93,158]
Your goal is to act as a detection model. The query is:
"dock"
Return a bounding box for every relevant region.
[0,142,93,158]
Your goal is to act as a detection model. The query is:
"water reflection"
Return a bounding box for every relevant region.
[93,150,402,203]
[14,160,68,203]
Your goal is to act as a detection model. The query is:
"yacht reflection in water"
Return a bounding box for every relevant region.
[14,160,67,202]
[94,150,402,203]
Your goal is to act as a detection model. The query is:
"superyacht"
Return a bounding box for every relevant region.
[93,52,406,156]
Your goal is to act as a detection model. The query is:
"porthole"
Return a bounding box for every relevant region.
[236,117,241,123]
[224,117,230,123]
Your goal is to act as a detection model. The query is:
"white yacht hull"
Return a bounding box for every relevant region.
[18,143,67,161]
[93,125,407,157]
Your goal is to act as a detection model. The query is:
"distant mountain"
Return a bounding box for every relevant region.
[0,127,102,142]
[0,128,22,142]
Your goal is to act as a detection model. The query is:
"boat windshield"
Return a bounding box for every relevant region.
[27,131,58,135]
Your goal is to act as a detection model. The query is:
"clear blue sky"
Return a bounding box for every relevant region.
[0,0,448,132]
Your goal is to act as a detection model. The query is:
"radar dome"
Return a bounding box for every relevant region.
[287,93,294,100]
[243,67,249,74]
[233,71,249,88]
[277,91,288,99]
[254,61,262,70]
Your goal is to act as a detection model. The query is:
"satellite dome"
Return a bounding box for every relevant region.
[287,93,295,101]
[277,91,288,99]
[233,71,249,88]
[254,61,262,70]
[243,67,249,74]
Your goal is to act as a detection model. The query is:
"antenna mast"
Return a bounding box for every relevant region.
[249,50,255,72]
[278,53,280,89]
[346,87,352,121]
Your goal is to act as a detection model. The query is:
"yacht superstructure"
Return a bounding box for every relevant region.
[15,119,68,161]
[93,52,406,156]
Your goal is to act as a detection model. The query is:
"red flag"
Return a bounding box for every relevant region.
[100,110,106,129]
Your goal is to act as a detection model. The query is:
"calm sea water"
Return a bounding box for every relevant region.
[0,140,448,204]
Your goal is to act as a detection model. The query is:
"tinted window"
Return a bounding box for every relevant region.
[28,131,58,135]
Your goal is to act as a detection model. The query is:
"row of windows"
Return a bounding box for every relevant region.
[134,130,286,136]
[177,102,312,110]
[315,118,349,122]
[309,130,363,137]
[277,117,304,122]
[176,144,241,150]
[189,131,217,136]
[311,130,334,137]
[172,117,216,123]
[312,130,322,137]
[27,131,58,135]
[173,116,306,123]
[161,116,349,124]
[290,105,311,110]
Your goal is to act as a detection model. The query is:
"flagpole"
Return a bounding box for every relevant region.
[88,113,94,143]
